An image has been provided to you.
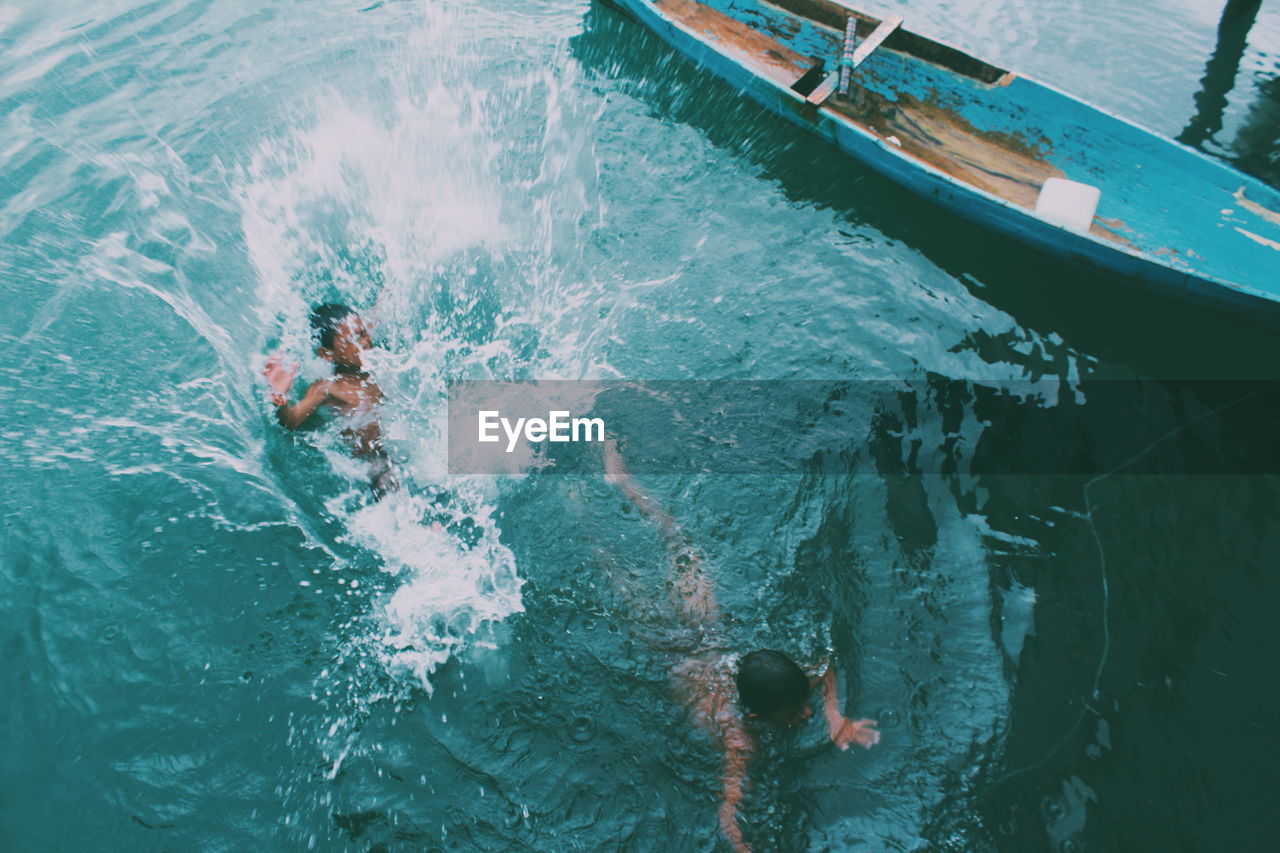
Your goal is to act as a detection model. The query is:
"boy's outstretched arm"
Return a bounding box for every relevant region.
[264,353,330,430]
[718,715,755,853]
[603,438,678,538]
[821,667,880,750]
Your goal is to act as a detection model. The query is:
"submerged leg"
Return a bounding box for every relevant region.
[369,453,400,499]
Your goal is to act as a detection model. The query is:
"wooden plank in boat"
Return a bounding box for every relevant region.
[806,13,902,105]
[769,0,1009,83]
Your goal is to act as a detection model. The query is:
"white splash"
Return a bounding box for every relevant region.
[341,489,523,693]
[233,2,609,694]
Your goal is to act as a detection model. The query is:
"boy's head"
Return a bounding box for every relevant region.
[736,649,812,727]
[310,303,371,370]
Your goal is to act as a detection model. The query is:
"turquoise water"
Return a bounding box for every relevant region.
[3,1,1279,850]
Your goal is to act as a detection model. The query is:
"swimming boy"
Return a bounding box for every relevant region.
[603,441,878,853]
[263,303,398,497]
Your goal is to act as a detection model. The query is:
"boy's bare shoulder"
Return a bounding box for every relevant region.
[304,377,334,393]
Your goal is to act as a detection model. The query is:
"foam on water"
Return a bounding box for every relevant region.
[236,97,520,695]
[337,489,521,691]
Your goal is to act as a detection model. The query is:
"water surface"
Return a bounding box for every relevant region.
[2,1,1278,850]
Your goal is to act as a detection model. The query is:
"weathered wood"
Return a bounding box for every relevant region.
[655,0,809,86]
[804,72,840,104]
[766,0,1009,83]
[828,86,1064,210]
[805,13,901,105]
[850,14,901,64]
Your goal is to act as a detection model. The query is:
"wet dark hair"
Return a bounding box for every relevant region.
[310,303,357,349]
[736,650,810,717]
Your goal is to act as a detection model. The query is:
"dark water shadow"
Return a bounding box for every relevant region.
[1232,71,1280,188]
[569,6,1280,853]
[1179,0,1262,152]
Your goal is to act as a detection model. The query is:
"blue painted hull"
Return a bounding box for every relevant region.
[603,0,1280,325]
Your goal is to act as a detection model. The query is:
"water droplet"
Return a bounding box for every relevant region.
[876,708,902,729]
[1042,796,1065,822]
[526,693,550,722]
[570,715,595,743]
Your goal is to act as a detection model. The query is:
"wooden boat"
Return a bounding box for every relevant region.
[601,0,1280,324]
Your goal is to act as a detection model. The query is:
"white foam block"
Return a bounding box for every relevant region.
[1035,177,1101,232]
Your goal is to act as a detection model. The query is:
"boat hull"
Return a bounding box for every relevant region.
[602,0,1280,327]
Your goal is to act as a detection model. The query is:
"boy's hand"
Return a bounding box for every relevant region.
[829,717,880,751]
[264,352,298,398]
